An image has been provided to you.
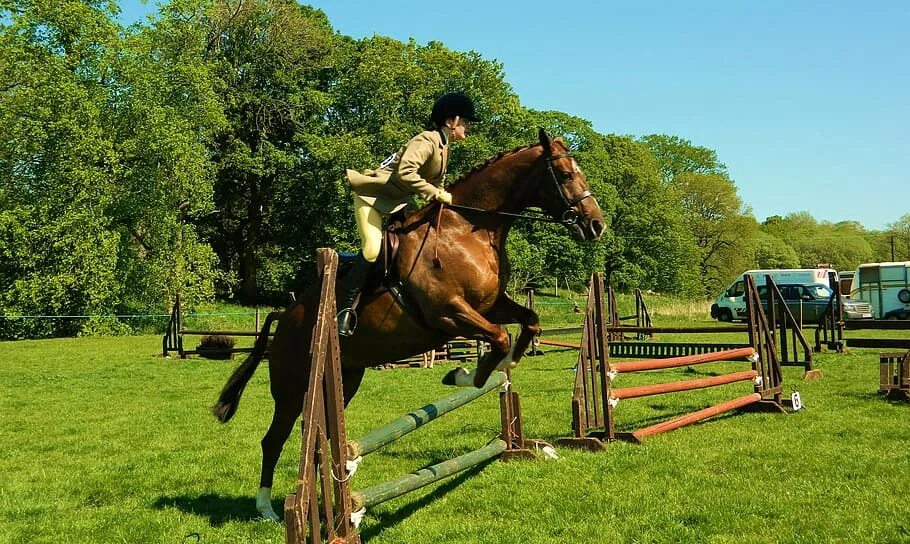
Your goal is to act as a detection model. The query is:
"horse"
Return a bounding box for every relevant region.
[212,128,605,521]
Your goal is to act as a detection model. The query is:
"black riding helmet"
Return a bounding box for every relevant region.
[430,92,479,127]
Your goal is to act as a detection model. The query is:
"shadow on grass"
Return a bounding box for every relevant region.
[152,493,259,526]
[358,462,488,542]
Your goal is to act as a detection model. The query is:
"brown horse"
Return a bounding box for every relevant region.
[212,128,605,521]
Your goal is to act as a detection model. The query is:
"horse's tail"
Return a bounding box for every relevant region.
[212,310,284,423]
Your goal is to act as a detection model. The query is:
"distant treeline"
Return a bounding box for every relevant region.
[1,0,908,339]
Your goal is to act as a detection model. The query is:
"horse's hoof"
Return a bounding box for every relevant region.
[442,367,469,386]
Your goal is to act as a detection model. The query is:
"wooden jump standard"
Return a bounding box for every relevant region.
[839,318,910,402]
[556,273,786,451]
[284,249,535,544]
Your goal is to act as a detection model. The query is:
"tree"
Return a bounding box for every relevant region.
[0,0,223,338]
[884,214,910,262]
[594,134,701,296]
[761,213,874,271]
[639,134,727,183]
[674,172,759,297]
[752,231,800,269]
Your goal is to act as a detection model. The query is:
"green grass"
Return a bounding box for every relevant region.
[2,306,910,543]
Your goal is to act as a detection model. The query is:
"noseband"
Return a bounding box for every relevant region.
[545,152,594,226]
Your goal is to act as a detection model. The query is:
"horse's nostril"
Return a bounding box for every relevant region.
[590,219,605,238]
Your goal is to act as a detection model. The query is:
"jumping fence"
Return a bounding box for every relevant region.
[555,273,787,451]
[283,249,536,544]
[532,276,818,379]
[161,294,280,359]
[801,273,910,400]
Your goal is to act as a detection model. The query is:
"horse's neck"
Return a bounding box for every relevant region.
[449,148,541,213]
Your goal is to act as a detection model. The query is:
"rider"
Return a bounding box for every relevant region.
[338,91,478,337]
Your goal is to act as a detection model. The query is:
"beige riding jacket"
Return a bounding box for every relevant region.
[346,130,448,214]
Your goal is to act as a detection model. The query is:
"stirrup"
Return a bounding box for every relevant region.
[337,308,358,337]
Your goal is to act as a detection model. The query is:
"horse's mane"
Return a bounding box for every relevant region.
[445,143,539,191]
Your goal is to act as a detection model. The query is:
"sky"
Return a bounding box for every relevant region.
[119,1,909,230]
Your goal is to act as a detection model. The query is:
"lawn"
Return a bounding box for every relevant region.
[1,295,909,543]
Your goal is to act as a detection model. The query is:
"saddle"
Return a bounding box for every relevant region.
[338,213,428,326]
[338,215,403,294]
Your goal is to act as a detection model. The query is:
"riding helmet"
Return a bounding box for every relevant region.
[430,92,479,126]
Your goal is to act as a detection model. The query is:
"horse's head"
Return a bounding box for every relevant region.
[534,128,606,241]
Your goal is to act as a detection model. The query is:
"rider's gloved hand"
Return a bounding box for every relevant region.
[433,190,453,205]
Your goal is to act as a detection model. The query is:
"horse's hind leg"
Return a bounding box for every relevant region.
[256,394,303,522]
[254,367,364,522]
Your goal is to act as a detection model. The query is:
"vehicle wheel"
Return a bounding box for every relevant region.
[899,288,910,303]
[885,314,900,321]
[718,309,733,322]
[900,312,910,321]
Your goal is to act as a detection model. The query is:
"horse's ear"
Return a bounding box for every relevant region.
[538,127,552,155]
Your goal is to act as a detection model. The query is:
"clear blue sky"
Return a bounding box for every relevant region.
[119,1,909,230]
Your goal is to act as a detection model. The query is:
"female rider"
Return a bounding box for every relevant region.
[338,92,478,336]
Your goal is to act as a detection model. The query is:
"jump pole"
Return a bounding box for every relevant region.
[351,439,507,510]
[611,347,757,373]
[611,370,759,400]
[347,372,507,458]
[617,393,763,443]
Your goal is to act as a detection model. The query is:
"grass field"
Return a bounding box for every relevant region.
[2,295,909,543]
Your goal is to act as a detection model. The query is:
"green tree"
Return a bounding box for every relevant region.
[0,1,124,338]
[884,214,910,262]
[0,0,222,338]
[595,134,700,296]
[674,172,759,297]
[639,134,727,183]
[761,213,874,271]
[752,231,800,268]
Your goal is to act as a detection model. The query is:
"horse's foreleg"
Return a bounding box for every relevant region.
[484,296,541,369]
[435,299,512,388]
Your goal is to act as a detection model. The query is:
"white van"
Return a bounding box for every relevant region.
[711,269,833,322]
[850,262,910,320]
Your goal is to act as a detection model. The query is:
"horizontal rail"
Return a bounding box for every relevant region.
[347,372,506,458]
[180,347,256,356]
[539,327,583,335]
[179,329,273,337]
[843,320,910,330]
[604,325,750,334]
[538,339,580,349]
[846,338,910,349]
[626,393,761,440]
[609,342,750,359]
[611,370,758,400]
[351,439,506,510]
[611,347,757,374]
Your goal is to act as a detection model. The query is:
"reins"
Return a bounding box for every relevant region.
[442,203,575,225]
[441,151,592,227]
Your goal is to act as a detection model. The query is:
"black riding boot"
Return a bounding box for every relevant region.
[337,254,371,337]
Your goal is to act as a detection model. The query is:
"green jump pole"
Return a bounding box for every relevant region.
[347,372,507,459]
[351,439,507,510]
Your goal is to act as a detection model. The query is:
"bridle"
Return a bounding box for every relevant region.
[445,150,593,226]
[545,152,594,226]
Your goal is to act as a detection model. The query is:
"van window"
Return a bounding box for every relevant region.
[807,285,832,299]
[726,281,745,297]
[858,266,880,286]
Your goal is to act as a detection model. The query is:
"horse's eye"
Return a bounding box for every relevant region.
[562,171,573,180]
